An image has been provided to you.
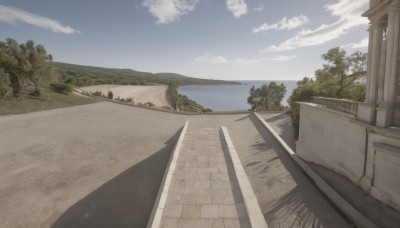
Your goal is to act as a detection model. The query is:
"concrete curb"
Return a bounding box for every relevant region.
[253,112,378,228]
[146,120,189,228]
[221,126,268,228]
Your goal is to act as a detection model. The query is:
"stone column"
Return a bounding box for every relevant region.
[377,36,387,104]
[365,26,374,101]
[369,22,385,103]
[358,22,385,123]
[376,10,400,127]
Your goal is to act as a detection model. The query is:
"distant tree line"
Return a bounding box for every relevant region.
[55,62,239,88]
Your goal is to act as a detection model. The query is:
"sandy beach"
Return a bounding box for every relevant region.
[80,85,171,108]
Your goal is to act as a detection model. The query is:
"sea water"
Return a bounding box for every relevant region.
[178,80,297,111]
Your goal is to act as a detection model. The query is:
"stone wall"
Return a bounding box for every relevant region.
[296,103,368,184]
[361,129,400,210]
[297,102,400,210]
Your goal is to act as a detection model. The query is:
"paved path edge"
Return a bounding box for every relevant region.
[253,112,378,228]
[146,120,189,228]
[221,126,269,228]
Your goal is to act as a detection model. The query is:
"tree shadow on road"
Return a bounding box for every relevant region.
[264,113,296,151]
[247,114,350,228]
[51,127,183,228]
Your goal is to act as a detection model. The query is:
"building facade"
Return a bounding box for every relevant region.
[358,0,400,127]
[297,0,400,210]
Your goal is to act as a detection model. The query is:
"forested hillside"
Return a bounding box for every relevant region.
[55,62,238,87]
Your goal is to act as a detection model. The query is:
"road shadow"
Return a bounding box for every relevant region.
[235,115,250,122]
[264,112,287,123]
[51,128,182,228]
[310,163,400,228]
[264,113,296,151]
[247,114,350,228]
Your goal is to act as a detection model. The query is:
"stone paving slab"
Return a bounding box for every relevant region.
[160,126,251,228]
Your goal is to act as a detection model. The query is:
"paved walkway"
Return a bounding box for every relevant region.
[261,112,400,227]
[160,125,251,228]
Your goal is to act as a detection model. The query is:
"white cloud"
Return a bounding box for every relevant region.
[195,53,229,63]
[253,4,264,12]
[235,55,296,64]
[351,37,368,48]
[261,0,369,52]
[226,0,248,18]
[343,37,369,48]
[0,4,80,34]
[142,0,199,24]
[252,15,309,33]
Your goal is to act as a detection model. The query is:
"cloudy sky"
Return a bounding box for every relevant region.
[0,0,369,80]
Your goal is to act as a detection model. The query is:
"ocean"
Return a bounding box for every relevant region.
[178,80,297,111]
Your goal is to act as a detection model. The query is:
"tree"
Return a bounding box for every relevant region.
[318,47,367,98]
[0,69,12,100]
[287,48,367,138]
[0,38,30,95]
[0,38,54,97]
[287,77,318,138]
[22,40,54,96]
[247,82,287,111]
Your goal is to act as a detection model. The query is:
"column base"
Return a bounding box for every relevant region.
[357,103,376,124]
[376,105,394,127]
[359,176,372,192]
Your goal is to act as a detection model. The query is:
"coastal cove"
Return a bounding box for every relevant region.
[178,80,297,111]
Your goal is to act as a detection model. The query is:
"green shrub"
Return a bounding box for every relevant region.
[91,91,103,97]
[50,82,74,94]
[107,91,113,99]
[0,69,13,100]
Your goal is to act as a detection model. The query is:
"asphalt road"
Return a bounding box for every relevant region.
[0,103,349,227]
[0,102,186,228]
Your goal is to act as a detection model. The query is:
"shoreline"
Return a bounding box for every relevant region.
[80,85,172,109]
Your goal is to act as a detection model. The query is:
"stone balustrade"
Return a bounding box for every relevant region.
[311,97,359,116]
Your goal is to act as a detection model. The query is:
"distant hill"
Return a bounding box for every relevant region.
[54,62,239,87]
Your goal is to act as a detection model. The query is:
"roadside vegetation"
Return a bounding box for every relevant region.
[0,38,97,115]
[288,47,367,137]
[0,89,97,115]
[0,38,56,98]
[168,82,212,112]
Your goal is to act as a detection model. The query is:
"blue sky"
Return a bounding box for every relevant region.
[0,0,369,80]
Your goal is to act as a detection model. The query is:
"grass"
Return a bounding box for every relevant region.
[0,90,99,115]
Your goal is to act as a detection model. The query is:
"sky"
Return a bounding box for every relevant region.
[0,0,370,80]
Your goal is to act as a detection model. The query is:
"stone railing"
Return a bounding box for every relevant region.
[311,97,358,116]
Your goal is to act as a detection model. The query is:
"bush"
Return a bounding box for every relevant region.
[144,102,154,107]
[50,82,74,94]
[0,70,13,100]
[91,91,103,97]
[107,91,113,99]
